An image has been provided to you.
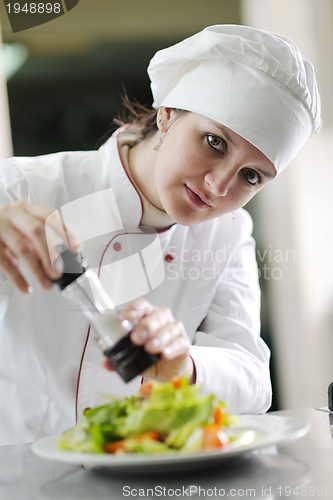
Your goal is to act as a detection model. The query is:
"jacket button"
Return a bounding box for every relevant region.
[165,254,173,262]
[113,242,122,252]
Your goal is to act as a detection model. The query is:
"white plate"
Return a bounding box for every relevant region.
[31,415,310,473]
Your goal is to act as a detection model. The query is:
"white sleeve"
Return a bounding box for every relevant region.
[189,217,272,415]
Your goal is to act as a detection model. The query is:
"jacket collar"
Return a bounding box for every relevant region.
[98,128,143,228]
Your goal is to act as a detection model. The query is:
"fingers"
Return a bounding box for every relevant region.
[21,202,57,222]
[9,208,60,280]
[0,218,53,291]
[149,324,190,360]
[0,243,31,293]
[44,207,82,250]
[0,201,65,291]
[103,299,192,382]
[161,332,191,360]
[122,298,155,321]
[130,306,190,360]
[130,306,174,346]
[125,300,190,359]
[22,201,79,247]
[0,203,60,286]
[103,359,115,372]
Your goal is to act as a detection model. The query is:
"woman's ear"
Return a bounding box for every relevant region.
[156,107,174,132]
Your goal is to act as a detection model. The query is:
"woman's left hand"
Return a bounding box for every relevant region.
[103,298,195,383]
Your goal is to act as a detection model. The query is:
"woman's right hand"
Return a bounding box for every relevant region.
[0,200,69,293]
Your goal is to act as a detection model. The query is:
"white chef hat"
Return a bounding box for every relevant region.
[147,24,322,175]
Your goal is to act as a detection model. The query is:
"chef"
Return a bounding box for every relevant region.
[0,25,321,445]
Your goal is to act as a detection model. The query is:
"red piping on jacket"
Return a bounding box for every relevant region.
[75,326,90,423]
[74,127,176,422]
[117,125,144,226]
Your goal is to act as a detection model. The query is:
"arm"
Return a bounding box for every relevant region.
[103,298,194,383]
[0,158,68,292]
[104,211,271,414]
[190,227,272,414]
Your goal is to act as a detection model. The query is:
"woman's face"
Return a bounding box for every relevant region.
[151,108,276,226]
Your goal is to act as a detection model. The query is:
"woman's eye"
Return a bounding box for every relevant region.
[206,134,226,153]
[242,168,262,186]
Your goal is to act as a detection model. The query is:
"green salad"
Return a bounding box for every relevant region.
[57,377,239,455]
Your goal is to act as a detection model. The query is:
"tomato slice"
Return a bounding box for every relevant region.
[201,424,229,449]
[104,439,126,454]
[104,431,160,454]
[213,406,226,426]
[170,377,182,389]
[139,381,154,398]
[135,431,160,442]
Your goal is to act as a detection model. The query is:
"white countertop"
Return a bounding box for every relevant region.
[1,409,332,500]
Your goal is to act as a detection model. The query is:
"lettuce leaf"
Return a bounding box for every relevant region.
[57,378,235,455]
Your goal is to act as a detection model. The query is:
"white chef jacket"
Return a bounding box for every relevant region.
[0,128,271,446]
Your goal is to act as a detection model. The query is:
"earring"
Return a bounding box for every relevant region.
[231,212,235,220]
[154,132,164,151]
[154,119,167,151]
[154,122,164,151]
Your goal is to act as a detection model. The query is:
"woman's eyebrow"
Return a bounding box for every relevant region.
[256,166,276,180]
[212,122,276,180]
[213,123,237,147]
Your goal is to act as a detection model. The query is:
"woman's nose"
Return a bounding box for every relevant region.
[204,171,232,197]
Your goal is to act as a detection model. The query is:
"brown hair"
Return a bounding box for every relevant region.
[97,92,187,147]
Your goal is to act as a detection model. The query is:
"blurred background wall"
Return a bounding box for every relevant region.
[0,0,241,156]
[242,0,333,410]
[0,20,12,159]
[0,0,332,410]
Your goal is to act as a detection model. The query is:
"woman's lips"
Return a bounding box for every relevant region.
[185,185,212,209]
